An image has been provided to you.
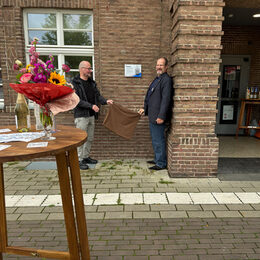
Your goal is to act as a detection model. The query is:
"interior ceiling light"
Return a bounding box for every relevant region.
[228,14,234,18]
[253,13,260,18]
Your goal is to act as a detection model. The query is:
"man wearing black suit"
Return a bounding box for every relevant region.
[139,57,173,170]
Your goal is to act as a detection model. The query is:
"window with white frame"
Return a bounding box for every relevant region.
[23,9,94,82]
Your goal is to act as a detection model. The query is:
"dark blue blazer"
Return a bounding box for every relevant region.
[144,72,173,124]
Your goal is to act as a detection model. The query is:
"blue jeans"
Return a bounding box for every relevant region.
[149,122,167,168]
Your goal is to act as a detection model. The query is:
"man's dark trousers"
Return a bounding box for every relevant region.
[149,122,167,168]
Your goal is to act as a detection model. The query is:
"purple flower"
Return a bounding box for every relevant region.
[47,64,55,70]
[33,63,46,74]
[33,73,47,83]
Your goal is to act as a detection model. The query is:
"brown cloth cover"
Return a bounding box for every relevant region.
[103,103,141,139]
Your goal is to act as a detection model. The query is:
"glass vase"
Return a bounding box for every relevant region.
[15,93,31,132]
[40,106,56,141]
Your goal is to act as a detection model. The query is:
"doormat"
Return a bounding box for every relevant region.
[218,158,260,181]
[25,161,96,170]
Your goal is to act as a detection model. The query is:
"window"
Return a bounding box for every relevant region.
[23,9,94,81]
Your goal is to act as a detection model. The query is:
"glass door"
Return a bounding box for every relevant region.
[216,55,250,135]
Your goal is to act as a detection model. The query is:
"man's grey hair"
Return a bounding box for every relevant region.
[79,61,91,70]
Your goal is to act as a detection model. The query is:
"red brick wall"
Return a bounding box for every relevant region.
[0,0,172,160]
[167,0,224,177]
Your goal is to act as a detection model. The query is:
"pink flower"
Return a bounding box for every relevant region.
[20,68,27,74]
[62,64,70,73]
[20,73,33,83]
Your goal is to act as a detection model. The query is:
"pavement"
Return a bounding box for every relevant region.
[2,159,260,259]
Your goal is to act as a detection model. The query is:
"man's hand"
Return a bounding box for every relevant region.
[156,118,164,124]
[138,109,144,115]
[92,105,99,112]
[107,100,113,105]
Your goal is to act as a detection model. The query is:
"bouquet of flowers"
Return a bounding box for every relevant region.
[10,37,79,139]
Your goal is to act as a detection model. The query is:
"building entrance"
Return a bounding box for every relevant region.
[216,55,250,135]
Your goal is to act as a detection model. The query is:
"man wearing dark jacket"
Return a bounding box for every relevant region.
[139,57,173,171]
[72,61,113,170]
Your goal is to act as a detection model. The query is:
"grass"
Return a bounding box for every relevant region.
[159,178,174,184]
[7,161,19,166]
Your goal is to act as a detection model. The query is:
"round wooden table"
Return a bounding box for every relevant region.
[0,125,90,259]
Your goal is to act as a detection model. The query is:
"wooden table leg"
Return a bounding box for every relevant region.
[68,148,90,260]
[236,100,246,138]
[56,153,80,260]
[0,163,7,260]
[245,105,252,136]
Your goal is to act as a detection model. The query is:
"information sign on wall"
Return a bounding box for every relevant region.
[124,64,142,78]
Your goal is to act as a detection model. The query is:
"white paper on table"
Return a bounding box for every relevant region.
[0,132,45,143]
[0,145,11,151]
[0,129,12,133]
[27,142,48,148]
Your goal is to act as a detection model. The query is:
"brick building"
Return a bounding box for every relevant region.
[0,0,259,177]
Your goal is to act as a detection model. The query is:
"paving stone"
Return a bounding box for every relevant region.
[214,211,242,218]
[86,212,105,220]
[15,195,47,207]
[5,195,23,207]
[201,205,228,211]
[94,193,119,205]
[120,193,143,204]
[124,205,150,211]
[97,205,124,212]
[160,211,188,218]
[226,204,254,210]
[47,213,64,220]
[251,204,260,210]
[133,212,160,218]
[166,193,192,204]
[150,205,176,211]
[213,193,242,204]
[15,207,43,213]
[190,193,218,204]
[240,211,260,217]
[143,193,168,204]
[6,214,21,221]
[176,205,202,211]
[235,192,260,203]
[187,211,215,218]
[18,213,49,221]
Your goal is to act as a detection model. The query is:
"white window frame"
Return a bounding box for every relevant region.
[23,9,95,108]
[23,9,94,74]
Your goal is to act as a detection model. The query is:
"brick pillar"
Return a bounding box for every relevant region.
[167,0,225,177]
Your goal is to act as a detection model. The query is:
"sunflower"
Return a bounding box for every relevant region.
[48,71,66,86]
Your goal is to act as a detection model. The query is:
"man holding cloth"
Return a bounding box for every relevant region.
[139,57,173,170]
[73,61,113,170]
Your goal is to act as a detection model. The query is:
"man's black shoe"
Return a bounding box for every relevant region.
[79,161,89,170]
[83,157,98,164]
[149,165,166,171]
[147,160,155,164]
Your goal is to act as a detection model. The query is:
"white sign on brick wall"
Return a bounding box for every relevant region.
[124,64,142,78]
